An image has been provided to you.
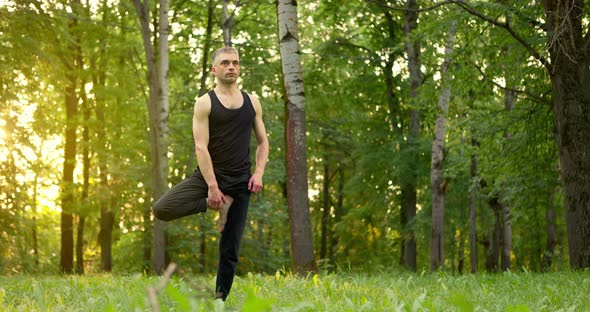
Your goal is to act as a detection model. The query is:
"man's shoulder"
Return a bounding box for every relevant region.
[241,90,260,103]
[196,92,213,105]
[194,92,212,115]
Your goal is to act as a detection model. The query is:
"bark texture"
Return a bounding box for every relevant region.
[132,0,170,274]
[277,0,317,275]
[543,0,590,269]
[400,0,421,271]
[430,21,456,271]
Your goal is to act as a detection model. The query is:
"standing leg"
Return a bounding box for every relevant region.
[153,170,209,222]
[215,190,250,300]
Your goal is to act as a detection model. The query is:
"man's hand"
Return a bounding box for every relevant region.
[207,185,226,210]
[248,173,263,193]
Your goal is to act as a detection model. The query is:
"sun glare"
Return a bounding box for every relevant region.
[2,96,64,213]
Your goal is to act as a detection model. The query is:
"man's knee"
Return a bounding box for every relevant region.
[153,200,172,221]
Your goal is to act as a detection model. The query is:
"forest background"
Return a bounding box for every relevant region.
[2,0,589,277]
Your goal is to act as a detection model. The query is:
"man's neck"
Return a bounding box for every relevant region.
[214,84,239,96]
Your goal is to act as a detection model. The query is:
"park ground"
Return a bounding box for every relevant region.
[1,270,589,311]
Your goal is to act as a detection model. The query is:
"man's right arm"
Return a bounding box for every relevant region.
[193,95,225,208]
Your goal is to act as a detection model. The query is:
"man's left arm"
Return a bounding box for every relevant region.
[249,94,269,193]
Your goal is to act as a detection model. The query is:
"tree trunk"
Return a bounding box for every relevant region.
[32,175,39,267]
[132,0,170,274]
[499,83,516,272]
[76,66,90,275]
[199,0,215,96]
[154,0,171,274]
[222,0,238,47]
[91,1,115,273]
[500,202,512,271]
[320,155,330,260]
[430,21,456,271]
[400,0,421,271]
[543,0,590,269]
[486,198,502,272]
[542,189,557,271]
[329,166,344,268]
[277,0,317,275]
[469,138,478,273]
[458,229,465,274]
[60,45,77,276]
[93,61,114,272]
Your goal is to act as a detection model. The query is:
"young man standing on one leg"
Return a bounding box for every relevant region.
[153,46,269,301]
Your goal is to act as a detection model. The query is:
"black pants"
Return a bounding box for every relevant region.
[153,168,251,300]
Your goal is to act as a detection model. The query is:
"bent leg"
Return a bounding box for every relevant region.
[153,171,209,222]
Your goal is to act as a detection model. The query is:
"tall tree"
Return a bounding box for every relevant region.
[542,0,590,269]
[277,0,317,274]
[401,0,421,270]
[93,2,114,272]
[430,20,457,271]
[60,0,83,273]
[500,80,516,272]
[76,56,90,275]
[469,137,478,273]
[451,0,590,270]
[132,0,170,274]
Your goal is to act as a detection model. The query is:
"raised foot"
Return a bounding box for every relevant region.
[216,195,234,232]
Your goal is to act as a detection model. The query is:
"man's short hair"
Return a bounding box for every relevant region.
[212,47,239,65]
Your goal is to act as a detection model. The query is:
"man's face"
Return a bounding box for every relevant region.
[212,52,240,84]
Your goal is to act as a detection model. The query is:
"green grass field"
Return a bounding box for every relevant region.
[1,270,589,311]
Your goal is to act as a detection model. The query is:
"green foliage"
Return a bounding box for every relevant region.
[1,271,589,311]
[0,0,572,275]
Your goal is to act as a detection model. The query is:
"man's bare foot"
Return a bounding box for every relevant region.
[216,195,233,232]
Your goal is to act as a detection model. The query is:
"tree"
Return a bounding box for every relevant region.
[277,0,317,274]
[400,0,422,271]
[451,0,590,269]
[60,0,84,273]
[132,0,170,274]
[430,20,456,271]
[222,0,240,47]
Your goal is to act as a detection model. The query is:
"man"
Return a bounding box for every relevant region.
[153,46,269,301]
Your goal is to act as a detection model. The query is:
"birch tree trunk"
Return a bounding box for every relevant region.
[277,0,317,275]
[154,0,170,274]
[430,21,456,271]
[132,0,170,274]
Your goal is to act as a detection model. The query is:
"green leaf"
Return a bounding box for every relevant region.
[241,289,272,312]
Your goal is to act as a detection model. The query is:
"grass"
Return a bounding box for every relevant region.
[1,270,589,311]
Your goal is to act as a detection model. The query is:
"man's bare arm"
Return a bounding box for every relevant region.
[248,94,269,193]
[193,95,225,207]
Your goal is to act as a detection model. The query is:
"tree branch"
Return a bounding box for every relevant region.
[366,0,454,13]
[472,63,550,104]
[449,0,553,72]
[367,0,553,72]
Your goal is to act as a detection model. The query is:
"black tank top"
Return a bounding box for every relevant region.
[207,90,255,175]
